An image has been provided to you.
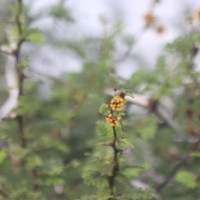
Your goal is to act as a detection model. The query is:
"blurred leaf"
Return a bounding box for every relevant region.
[119,137,134,149]
[175,170,197,189]
[17,56,30,70]
[96,121,113,138]
[42,177,65,186]
[27,155,43,168]
[139,116,157,139]
[26,29,45,44]
[48,165,64,176]
[0,150,7,165]
[99,103,109,114]
[50,5,73,21]
[190,152,200,158]
[70,159,80,168]
[122,167,142,178]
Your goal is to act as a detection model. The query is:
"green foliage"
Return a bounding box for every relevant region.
[0,1,200,200]
[50,5,73,21]
[175,170,197,189]
[0,150,7,165]
[17,56,30,70]
[190,151,200,158]
[138,116,157,139]
[99,103,109,115]
[83,94,153,199]
[166,32,200,56]
[26,29,45,44]
[96,121,113,138]
[121,167,143,178]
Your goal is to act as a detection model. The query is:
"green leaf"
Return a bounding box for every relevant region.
[139,116,157,139]
[96,121,112,138]
[99,103,109,114]
[48,165,64,176]
[50,5,73,21]
[190,151,200,158]
[26,29,45,44]
[26,155,43,168]
[96,140,112,146]
[175,170,197,189]
[122,167,142,178]
[70,159,80,168]
[54,141,69,153]
[119,137,134,149]
[18,56,30,70]
[42,177,65,186]
[0,150,7,165]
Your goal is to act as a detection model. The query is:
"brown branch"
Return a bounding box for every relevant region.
[16,0,23,35]
[107,126,120,199]
[15,0,26,147]
[14,0,39,192]
[32,169,39,192]
[16,115,26,148]
[113,45,133,65]
[0,189,9,198]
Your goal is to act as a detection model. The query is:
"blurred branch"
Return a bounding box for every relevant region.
[155,104,184,139]
[156,155,189,193]
[0,189,9,198]
[0,17,15,24]
[16,0,39,191]
[113,45,133,65]
[15,0,26,148]
[16,0,23,35]
[0,56,19,120]
[0,48,12,55]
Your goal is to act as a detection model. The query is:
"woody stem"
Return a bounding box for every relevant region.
[107,126,120,199]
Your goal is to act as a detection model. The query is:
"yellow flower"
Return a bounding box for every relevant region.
[194,8,200,22]
[110,96,124,111]
[106,113,121,127]
[143,12,155,26]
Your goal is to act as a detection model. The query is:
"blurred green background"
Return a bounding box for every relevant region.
[0,0,200,199]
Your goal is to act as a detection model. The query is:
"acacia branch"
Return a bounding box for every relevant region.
[105,89,185,139]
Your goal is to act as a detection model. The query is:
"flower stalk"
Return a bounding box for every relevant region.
[104,92,126,198]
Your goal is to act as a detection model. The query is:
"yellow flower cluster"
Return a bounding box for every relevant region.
[110,96,124,111]
[106,113,121,127]
[106,95,125,127]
